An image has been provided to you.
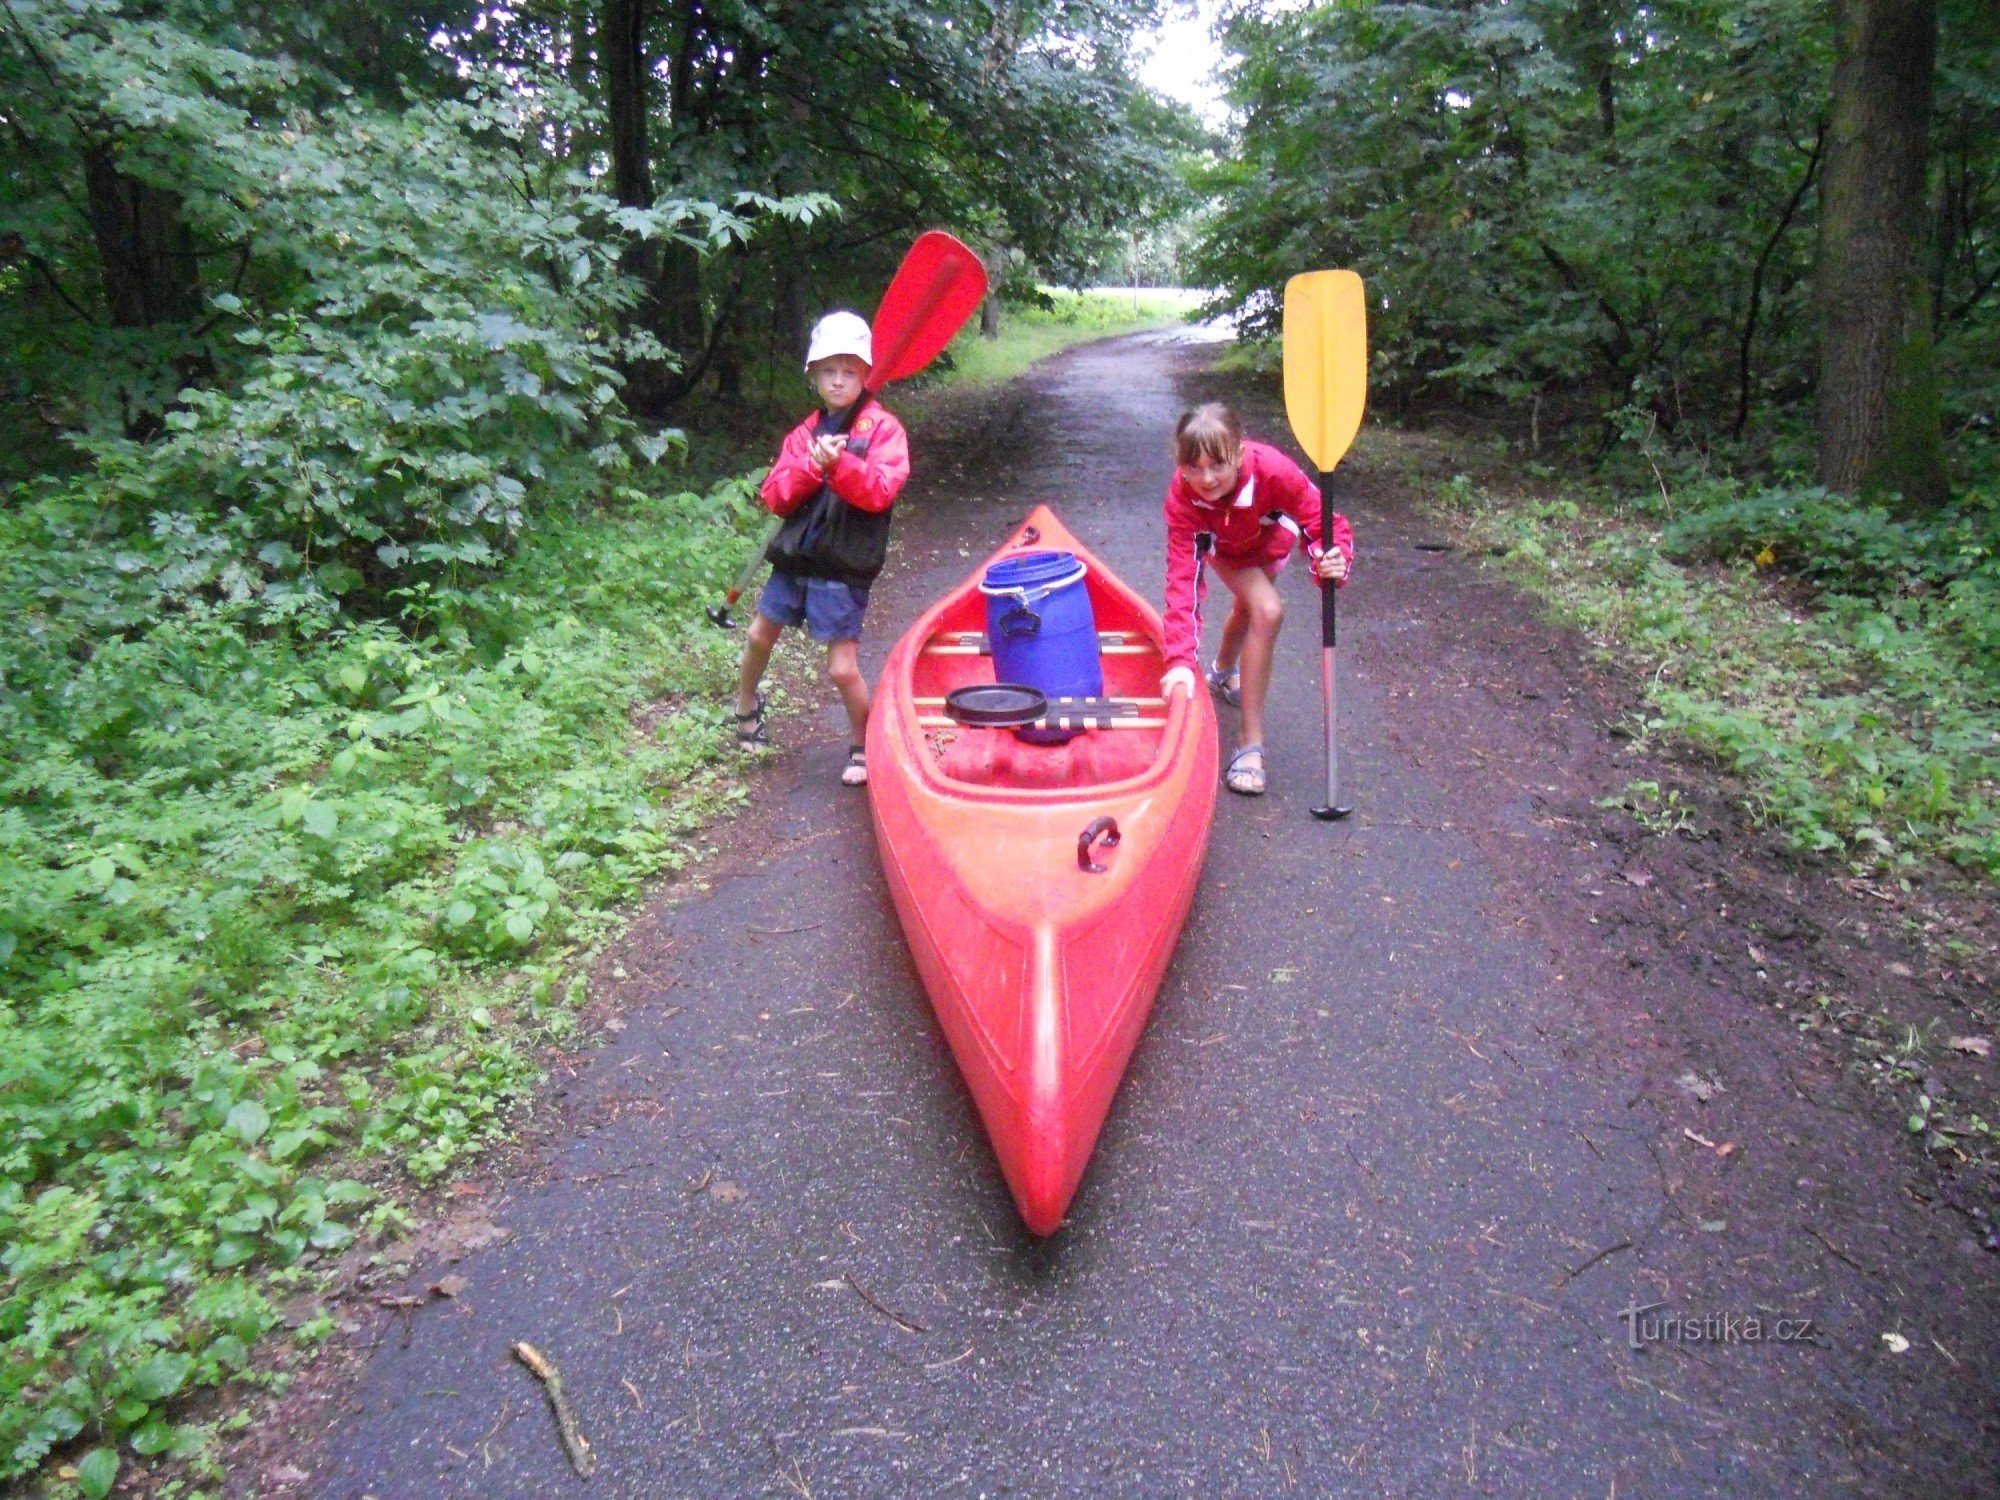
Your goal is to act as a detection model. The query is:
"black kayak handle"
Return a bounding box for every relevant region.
[1077,816,1121,873]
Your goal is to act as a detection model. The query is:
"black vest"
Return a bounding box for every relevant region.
[764,403,895,586]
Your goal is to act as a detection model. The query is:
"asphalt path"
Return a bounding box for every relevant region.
[306,334,1998,1497]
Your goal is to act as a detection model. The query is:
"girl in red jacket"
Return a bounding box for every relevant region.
[1160,403,1354,796]
[734,311,911,786]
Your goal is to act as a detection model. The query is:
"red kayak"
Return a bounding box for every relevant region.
[867,506,1218,1233]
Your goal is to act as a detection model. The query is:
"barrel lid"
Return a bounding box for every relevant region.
[942,683,1049,727]
[980,550,1086,592]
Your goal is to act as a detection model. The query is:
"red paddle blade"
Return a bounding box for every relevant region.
[866,230,988,391]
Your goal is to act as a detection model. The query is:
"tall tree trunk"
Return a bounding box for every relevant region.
[603,0,679,414]
[82,144,209,435]
[658,239,706,359]
[603,0,653,283]
[1815,0,1946,510]
[651,2,708,391]
[771,250,807,364]
[978,241,1009,339]
[82,148,203,329]
[565,5,594,161]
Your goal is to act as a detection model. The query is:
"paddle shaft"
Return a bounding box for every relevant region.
[1312,469,1352,820]
[724,518,782,606]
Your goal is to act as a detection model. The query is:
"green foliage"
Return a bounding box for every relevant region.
[1663,483,2000,678]
[1598,778,1698,837]
[457,0,1193,357]
[0,467,765,1481]
[1440,470,2000,878]
[1,2,825,604]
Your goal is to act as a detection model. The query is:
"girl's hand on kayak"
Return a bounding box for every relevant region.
[809,433,848,470]
[1160,665,1199,700]
[1312,545,1349,582]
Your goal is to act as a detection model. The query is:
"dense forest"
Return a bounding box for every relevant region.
[1,0,1994,1490]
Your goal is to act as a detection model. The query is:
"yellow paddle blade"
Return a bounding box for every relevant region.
[1282,270,1368,473]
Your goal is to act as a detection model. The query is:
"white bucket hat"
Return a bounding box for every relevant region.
[805,310,873,371]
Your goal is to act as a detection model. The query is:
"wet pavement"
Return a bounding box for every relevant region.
[303,336,2000,1498]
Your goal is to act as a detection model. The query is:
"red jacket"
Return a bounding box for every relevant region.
[758,397,910,517]
[1162,438,1355,671]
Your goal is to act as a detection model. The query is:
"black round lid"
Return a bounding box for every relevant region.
[941,682,1049,727]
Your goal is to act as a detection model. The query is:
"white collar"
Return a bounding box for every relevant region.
[1191,472,1256,511]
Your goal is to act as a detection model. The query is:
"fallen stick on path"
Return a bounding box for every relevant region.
[844,1273,928,1334]
[512,1341,597,1477]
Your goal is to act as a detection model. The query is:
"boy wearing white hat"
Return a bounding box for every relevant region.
[733,310,912,786]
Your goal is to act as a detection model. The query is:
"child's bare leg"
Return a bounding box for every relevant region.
[737,614,782,715]
[826,639,870,743]
[1216,562,1284,750]
[1215,600,1251,677]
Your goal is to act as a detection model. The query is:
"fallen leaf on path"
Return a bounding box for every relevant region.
[1618,865,1653,888]
[710,1178,746,1204]
[1881,1332,1910,1354]
[431,1274,470,1299]
[438,1218,512,1261]
[1676,1072,1723,1102]
[1947,1036,1991,1057]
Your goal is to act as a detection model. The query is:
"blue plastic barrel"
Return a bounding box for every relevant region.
[979,551,1102,743]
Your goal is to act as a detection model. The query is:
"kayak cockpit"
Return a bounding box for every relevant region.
[906,588,1168,792]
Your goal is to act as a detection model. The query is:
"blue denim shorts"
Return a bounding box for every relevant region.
[756,570,871,643]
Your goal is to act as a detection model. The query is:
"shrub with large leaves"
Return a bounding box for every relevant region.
[64,78,818,604]
[2,1,826,608]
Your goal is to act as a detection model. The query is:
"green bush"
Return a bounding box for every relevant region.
[1662,482,2000,690]
[44,82,804,613]
[0,471,764,1479]
[1447,477,2000,880]
[1,3,826,611]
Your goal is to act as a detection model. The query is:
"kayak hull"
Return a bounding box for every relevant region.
[868,507,1218,1234]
